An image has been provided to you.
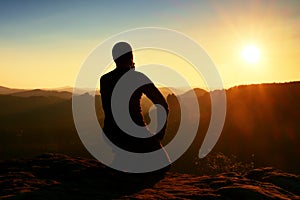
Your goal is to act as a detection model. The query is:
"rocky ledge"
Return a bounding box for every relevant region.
[1,153,299,199]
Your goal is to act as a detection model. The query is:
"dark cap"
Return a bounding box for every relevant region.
[112,42,132,61]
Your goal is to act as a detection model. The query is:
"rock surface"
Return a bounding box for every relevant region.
[1,153,299,199]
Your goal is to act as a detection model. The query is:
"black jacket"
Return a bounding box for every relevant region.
[100,67,169,153]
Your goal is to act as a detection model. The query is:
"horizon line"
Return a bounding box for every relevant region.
[1,80,300,93]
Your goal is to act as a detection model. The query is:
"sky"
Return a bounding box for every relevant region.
[0,0,300,89]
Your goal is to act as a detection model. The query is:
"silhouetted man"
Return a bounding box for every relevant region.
[100,42,169,153]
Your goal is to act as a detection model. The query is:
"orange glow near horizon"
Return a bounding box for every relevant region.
[0,2,299,90]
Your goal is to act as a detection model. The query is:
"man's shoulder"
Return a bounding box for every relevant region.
[100,68,151,83]
[100,69,116,81]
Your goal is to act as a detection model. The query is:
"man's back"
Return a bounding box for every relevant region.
[100,67,168,153]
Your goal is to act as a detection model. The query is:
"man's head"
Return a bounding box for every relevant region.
[112,42,134,69]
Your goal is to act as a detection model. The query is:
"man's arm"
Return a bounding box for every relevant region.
[141,83,169,140]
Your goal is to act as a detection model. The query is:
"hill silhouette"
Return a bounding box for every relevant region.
[166,82,300,174]
[0,82,299,174]
[8,89,72,99]
[0,95,66,116]
[0,86,25,94]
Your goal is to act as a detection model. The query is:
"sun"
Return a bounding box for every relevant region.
[242,45,260,64]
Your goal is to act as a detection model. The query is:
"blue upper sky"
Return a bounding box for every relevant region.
[1,0,299,43]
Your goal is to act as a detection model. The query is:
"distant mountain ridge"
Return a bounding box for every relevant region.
[0,86,26,94]
[7,89,72,99]
[0,81,299,174]
[2,81,298,98]
[0,85,186,99]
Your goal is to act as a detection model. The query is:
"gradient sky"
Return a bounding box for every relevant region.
[1,0,299,89]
